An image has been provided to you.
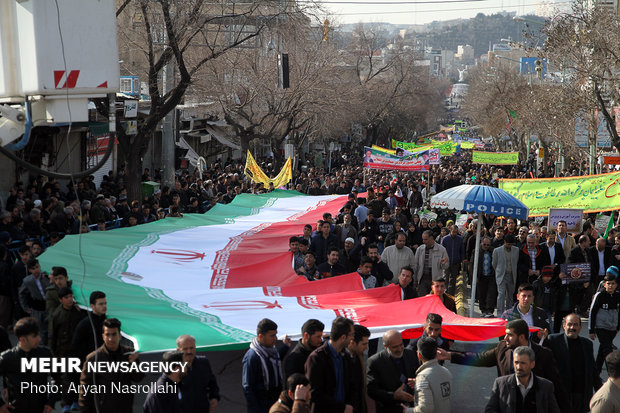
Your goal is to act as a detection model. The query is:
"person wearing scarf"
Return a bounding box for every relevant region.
[243,318,291,413]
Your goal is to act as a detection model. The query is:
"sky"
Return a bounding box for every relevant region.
[321,0,553,26]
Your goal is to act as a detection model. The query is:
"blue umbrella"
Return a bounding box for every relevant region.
[430,185,529,317]
[429,184,529,220]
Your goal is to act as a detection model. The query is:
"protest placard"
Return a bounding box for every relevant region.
[419,210,438,221]
[455,214,469,229]
[560,263,591,285]
[548,208,583,233]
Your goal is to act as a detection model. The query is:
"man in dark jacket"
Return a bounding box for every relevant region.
[176,334,220,413]
[485,346,560,413]
[367,244,393,287]
[517,234,551,285]
[18,259,50,344]
[476,237,497,316]
[544,313,602,413]
[317,247,347,279]
[439,319,569,411]
[305,317,357,413]
[49,287,86,411]
[589,237,613,286]
[339,238,362,273]
[359,211,380,245]
[283,319,324,382]
[45,266,72,315]
[346,325,371,413]
[540,230,566,266]
[500,283,550,342]
[310,221,338,265]
[243,318,290,413]
[568,235,593,316]
[10,246,31,321]
[71,290,107,363]
[0,317,58,413]
[397,267,417,300]
[143,351,186,413]
[407,313,451,365]
[441,225,465,295]
[568,235,591,264]
[367,329,418,413]
[79,318,144,413]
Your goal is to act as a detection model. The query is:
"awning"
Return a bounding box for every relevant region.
[177,136,200,166]
[205,124,241,150]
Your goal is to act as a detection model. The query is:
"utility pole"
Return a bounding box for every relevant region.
[161,58,175,188]
[589,109,596,175]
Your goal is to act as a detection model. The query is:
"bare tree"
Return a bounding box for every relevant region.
[462,63,529,154]
[192,13,344,161]
[544,0,620,151]
[342,26,444,146]
[109,0,309,200]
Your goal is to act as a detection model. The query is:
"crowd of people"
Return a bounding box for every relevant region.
[239,312,620,413]
[0,295,220,412]
[1,148,620,412]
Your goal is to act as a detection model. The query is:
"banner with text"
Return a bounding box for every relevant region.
[472,151,519,165]
[499,171,620,216]
[391,139,456,156]
[364,146,438,172]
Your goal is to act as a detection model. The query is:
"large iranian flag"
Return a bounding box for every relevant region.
[39,191,506,352]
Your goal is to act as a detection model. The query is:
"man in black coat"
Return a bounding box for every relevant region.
[568,235,592,315]
[397,266,417,300]
[568,235,591,264]
[543,313,602,413]
[407,313,451,358]
[517,234,551,285]
[305,317,357,413]
[540,230,566,266]
[310,221,338,265]
[589,238,613,285]
[71,291,107,363]
[439,319,569,411]
[79,318,145,413]
[0,317,59,412]
[143,351,185,413]
[176,335,220,413]
[485,346,560,413]
[367,330,419,413]
[282,319,324,382]
[500,283,550,343]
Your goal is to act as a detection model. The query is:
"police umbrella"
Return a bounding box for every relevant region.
[430,185,529,317]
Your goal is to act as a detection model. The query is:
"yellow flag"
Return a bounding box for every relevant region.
[244,151,292,188]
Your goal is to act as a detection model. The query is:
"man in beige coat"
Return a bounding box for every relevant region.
[412,230,449,296]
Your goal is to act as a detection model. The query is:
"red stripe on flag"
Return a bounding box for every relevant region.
[210,196,349,288]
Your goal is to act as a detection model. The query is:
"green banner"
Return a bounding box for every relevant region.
[499,171,620,216]
[392,139,456,155]
[472,151,519,165]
